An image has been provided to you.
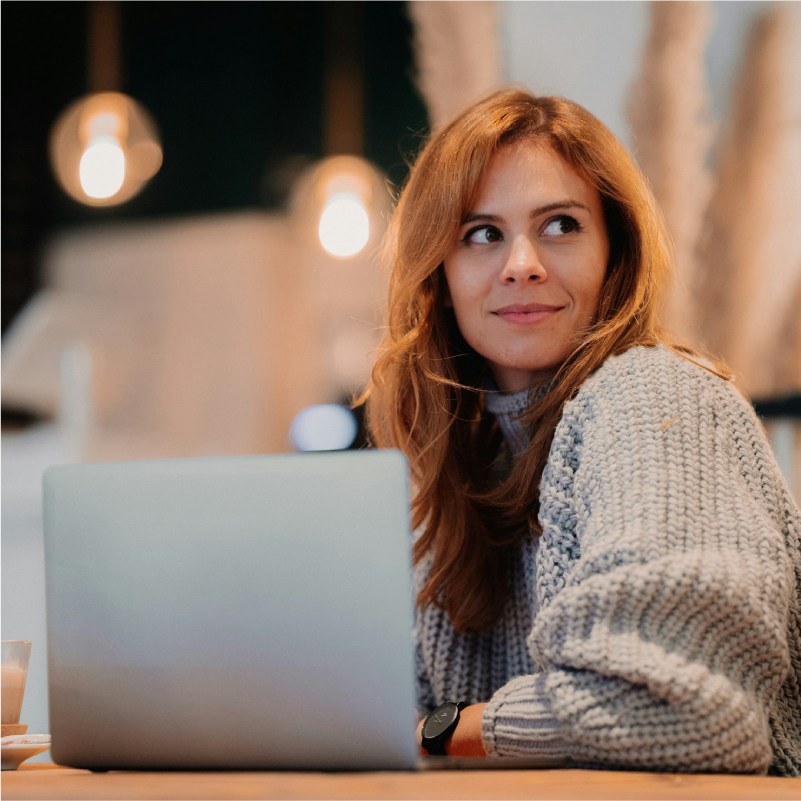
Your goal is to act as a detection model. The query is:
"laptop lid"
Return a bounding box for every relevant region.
[42,449,418,770]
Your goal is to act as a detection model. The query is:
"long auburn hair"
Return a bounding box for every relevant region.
[361,88,728,634]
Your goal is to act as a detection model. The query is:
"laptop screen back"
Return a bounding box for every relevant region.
[43,450,417,770]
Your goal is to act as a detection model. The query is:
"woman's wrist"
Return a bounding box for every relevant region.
[443,703,488,756]
[417,702,489,757]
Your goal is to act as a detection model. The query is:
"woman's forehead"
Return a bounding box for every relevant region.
[468,140,600,214]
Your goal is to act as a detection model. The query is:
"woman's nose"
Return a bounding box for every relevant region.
[500,235,547,284]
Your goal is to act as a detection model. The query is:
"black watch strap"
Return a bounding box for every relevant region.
[421,701,467,756]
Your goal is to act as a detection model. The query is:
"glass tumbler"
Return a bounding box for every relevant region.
[1,641,32,725]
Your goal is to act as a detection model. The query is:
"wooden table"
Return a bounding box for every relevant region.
[4,764,800,800]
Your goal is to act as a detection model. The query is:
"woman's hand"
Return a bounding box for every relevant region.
[417,703,488,756]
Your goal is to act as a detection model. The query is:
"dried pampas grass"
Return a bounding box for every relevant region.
[408,1,501,131]
[774,279,801,394]
[698,3,801,397]
[628,1,714,344]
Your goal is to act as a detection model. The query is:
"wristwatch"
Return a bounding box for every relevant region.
[421,701,467,755]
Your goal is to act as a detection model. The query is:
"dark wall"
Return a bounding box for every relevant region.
[2,2,87,334]
[121,1,327,217]
[1,1,428,333]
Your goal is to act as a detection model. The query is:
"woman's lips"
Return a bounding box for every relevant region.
[492,304,563,324]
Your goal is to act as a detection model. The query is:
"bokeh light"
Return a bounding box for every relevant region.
[49,91,162,207]
[290,154,390,262]
[318,192,370,258]
[79,135,126,198]
[290,404,358,451]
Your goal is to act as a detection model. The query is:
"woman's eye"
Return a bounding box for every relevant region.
[542,216,582,237]
[464,225,502,245]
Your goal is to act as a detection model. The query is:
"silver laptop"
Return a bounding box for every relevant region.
[42,450,419,771]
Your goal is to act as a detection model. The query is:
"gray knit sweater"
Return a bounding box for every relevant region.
[413,344,801,775]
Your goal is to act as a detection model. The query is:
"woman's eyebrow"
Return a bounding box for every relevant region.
[460,212,504,226]
[532,200,591,217]
[460,200,591,226]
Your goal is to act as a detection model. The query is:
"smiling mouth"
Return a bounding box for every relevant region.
[493,304,563,324]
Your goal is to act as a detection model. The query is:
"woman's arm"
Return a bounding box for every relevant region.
[417,703,488,756]
[478,349,800,772]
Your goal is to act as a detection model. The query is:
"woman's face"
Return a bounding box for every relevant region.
[443,140,610,393]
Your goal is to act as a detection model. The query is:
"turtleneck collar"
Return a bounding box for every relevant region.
[484,376,552,457]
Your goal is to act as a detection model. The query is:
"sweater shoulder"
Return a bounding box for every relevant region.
[568,344,748,421]
[549,344,766,484]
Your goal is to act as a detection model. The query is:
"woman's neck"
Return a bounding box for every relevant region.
[490,365,557,394]
[484,378,553,457]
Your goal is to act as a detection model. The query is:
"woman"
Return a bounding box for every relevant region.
[362,89,801,775]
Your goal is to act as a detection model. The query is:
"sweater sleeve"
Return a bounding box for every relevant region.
[481,349,799,773]
[413,548,437,717]
[414,629,436,717]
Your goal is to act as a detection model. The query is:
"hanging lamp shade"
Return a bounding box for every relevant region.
[290,155,388,260]
[49,91,162,206]
[48,2,162,207]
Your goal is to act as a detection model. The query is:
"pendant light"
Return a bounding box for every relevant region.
[305,1,378,261]
[48,2,162,207]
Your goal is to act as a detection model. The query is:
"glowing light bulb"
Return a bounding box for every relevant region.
[290,404,358,451]
[50,92,160,206]
[318,192,370,259]
[79,135,126,199]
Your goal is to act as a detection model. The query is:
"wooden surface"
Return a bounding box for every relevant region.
[4,764,801,800]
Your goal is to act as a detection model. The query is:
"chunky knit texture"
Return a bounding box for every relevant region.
[484,378,552,457]
[413,345,801,775]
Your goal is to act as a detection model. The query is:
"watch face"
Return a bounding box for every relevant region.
[422,703,458,738]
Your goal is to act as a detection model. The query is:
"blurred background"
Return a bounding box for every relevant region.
[3,0,800,752]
